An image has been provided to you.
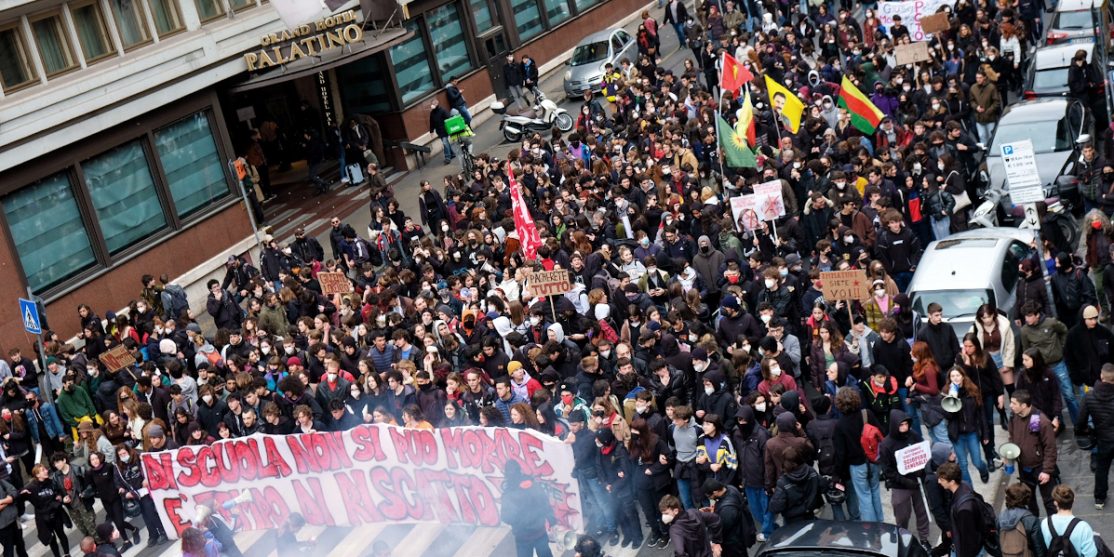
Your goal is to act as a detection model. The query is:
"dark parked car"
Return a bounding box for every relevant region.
[757,520,929,557]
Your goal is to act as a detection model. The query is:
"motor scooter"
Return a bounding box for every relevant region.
[492,91,574,143]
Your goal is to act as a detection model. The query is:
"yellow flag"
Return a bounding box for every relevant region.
[764,75,804,134]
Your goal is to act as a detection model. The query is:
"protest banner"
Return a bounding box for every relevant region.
[142,425,583,538]
[895,42,932,65]
[99,344,136,373]
[527,270,572,297]
[896,440,932,475]
[820,270,871,302]
[918,11,950,34]
[317,271,351,295]
[752,181,786,221]
[729,195,760,232]
[879,0,950,40]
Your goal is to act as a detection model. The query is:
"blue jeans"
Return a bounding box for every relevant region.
[580,478,616,533]
[976,122,996,145]
[932,216,951,241]
[953,431,988,484]
[453,105,473,125]
[850,463,883,522]
[672,22,686,46]
[894,271,914,293]
[928,420,951,446]
[1051,360,1080,425]
[900,387,921,434]
[745,486,774,536]
[439,136,454,162]
[677,475,705,510]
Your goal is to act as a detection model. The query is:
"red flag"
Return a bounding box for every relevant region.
[720,52,754,93]
[508,163,542,261]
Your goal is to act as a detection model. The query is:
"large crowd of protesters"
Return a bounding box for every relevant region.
[7,0,1114,556]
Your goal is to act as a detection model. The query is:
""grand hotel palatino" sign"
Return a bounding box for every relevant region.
[244,10,363,71]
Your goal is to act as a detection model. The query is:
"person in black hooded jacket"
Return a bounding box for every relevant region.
[1077,363,1114,507]
[879,409,931,547]
[660,494,723,557]
[733,405,773,541]
[768,444,824,523]
[702,479,757,557]
[499,460,555,557]
[695,370,736,432]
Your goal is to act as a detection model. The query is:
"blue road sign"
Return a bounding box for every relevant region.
[19,298,40,335]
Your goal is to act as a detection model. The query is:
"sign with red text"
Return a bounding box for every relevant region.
[141,425,582,538]
[99,344,136,373]
[896,440,932,475]
[878,0,951,40]
[820,270,871,301]
[753,180,786,221]
[317,271,351,295]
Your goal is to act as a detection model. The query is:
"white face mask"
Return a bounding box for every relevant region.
[755,402,767,412]
[599,350,611,358]
[704,385,715,396]
[285,346,296,355]
[694,361,708,373]
[770,366,782,377]
[760,314,772,324]
[327,373,337,382]
[530,317,542,326]
[351,389,361,398]
[202,395,213,404]
[875,288,886,297]
[662,513,675,524]
[120,454,131,463]
[635,404,648,414]
[764,279,777,289]
[844,235,854,243]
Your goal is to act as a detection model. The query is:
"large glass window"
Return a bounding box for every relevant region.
[427,4,473,82]
[229,0,255,10]
[2,173,97,292]
[469,0,494,33]
[83,141,167,254]
[574,0,600,12]
[0,25,36,92]
[30,13,76,76]
[109,0,151,49]
[72,1,115,62]
[510,0,544,41]
[544,0,572,26]
[148,0,183,35]
[194,0,225,21]
[338,54,393,113]
[155,113,229,217]
[390,21,435,105]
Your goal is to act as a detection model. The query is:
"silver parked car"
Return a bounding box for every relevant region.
[562,28,636,97]
[907,228,1037,339]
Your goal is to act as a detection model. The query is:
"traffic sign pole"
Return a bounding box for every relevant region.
[1001,140,1057,318]
[25,287,51,404]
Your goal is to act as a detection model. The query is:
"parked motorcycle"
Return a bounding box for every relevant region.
[970,175,1080,248]
[492,92,574,143]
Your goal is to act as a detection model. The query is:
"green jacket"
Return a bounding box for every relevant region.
[56,387,97,429]
[1021,317,1068,364]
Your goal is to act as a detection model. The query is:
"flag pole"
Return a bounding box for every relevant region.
[717,86,727,187]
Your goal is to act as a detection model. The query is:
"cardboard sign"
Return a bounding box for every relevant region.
[142,425,583,538]
[527,270,572,297]
[99,344,136,373]
[919,12,951,34]
[820,270,871,301]
[317,271,351,295]
[895,42,932,66]
[896,440,932,475]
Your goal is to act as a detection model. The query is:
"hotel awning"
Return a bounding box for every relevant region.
[228,25,412,93]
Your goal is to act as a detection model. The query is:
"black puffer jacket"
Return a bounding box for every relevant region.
[768,463,823,522]
[712,485,757,553]
[1078,381,1114,446]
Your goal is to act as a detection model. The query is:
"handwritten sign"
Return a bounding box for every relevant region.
[918,11,950,34]
[99,344,136,373]
[317,271,351,295]
[879,0,951,41]
[895,42,932,66]
[896,440,932,475]
[820,270,870,301]
[527,270,572,297]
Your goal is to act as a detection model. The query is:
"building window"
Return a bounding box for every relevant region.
[427,4,473,82]
[109,0,151,49]
[510,0,544,42]
[148,0,183,35]
[82,140,168,254]
[194,0,225,21]
[71,1,116,62]
[0,25,37,92]
[155,112,229,218]
[229,0,254,11]
[544,0,572,26]
[338,54,393,113]
[469,0,494,33]
[30,13,76,76]
[390,21,435,105]
[2,173,97,292]
[573,0,600,12]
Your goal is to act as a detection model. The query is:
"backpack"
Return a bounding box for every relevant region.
[859,409,884,463]
[1059,269,1087,312]
[810,420,838,477]
[1000,520,1033,557]
[956,490,1002,557]
[1046,517,1081,557]
[161,284,190,320]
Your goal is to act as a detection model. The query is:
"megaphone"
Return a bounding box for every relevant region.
[998,442,1021,461]
[555,529,578,551]
[222,491,253,510]
[941,394,963,413]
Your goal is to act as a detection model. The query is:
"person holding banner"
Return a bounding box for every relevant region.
[879,410,932,549]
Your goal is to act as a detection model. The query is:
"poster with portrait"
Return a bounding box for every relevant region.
[730,195,760,232]
[753,180,786,221]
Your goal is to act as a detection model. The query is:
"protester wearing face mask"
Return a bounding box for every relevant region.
[658,493,723,556]
[757,357,806,404]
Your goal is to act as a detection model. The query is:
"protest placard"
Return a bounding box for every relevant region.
[317,271,351,295]
[99,344,136,372]
[527,270,572,297]
[896,440,932,475]
[820,270,871,301]
[895,42,932,65]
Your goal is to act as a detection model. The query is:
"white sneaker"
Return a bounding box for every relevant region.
[757,533,767,542]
